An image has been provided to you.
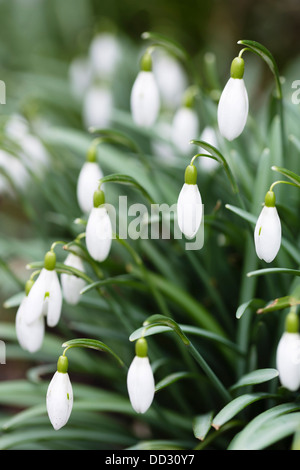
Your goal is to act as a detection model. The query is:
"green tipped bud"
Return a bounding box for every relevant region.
[93,189,105,208]
[135,338,148,358]
[140,51,152,72]
[87,145,97,163]
[230,57,245,79]
[264,190,276,207]
[285,310,299,334]
[184,164,197,185]
[57,355,69,374]
[44,251,56,271]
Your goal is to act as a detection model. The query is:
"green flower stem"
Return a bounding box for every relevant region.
[62,338,126,369]
[269,180,299,192]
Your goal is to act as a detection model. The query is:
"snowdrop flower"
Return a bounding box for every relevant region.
[82,85,113,130]
[177,164,203,239]
[77,159,104,214]
[276,311,300,391]
[153,50,188,110]
[89,32,120,80]
[61,252,86,305]
[86,189,112,262]
[127,338,155,414]
[0,149,29,196]
[24,251,63,328]
[198,126,219,172]
[172,106,199,155]
[69,56,92,100]
[130,51,160,128]
[217,57,249,141]
[16,280,45,353]
[47,355,73,430]
[254,190,281,263]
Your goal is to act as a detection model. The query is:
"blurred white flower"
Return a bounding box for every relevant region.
[69,56,92,100]
[276,332,300,391]
[25,264,62,328]
[47,357,73,430]
[177,183,202,239]
[127,345,155,414]
[86,206,112,262]
[82,85,113,130]
[198,126,219,172]
[61,252,86,305]
[16,294,45,353]
[153,51,188,110]
[0,150,29,196]
[171,106,199,155]
[77,161,104,214]
[254,204,281,263]
[130,71,160,127]
[89,33,121,80]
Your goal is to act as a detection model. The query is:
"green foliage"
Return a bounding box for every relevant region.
[1,1,300,451]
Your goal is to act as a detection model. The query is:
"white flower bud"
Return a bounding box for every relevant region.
[198,126,219,172]
[276,332,300,391]
[254,205,281,263]
[16,295,45,353]
[130,71,160,127]
[46,370,73,430]
[24,268,63,328]
[217,77,248,141]
[89,33,120,79]
[171,106,199,155]
[177,183,202,239]
[82,85,113,130]
[77,161,104,214]
[127,355,155,414]
[61,253,86,305]
[86,206,112,262]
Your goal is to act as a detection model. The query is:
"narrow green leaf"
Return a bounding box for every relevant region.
[155,371,194,393]
[193,412,214,441]
[191,140,239,193]
[236,298,265,319]
[212,393,272,430]
[257,295,300,314]
[272,165,300,188]
[248,267,300,278]
[230,369,279,391]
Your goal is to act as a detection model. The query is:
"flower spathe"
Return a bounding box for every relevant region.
[130,52,160,128]
[24,252,62,328]
[85,189,112,262]
[46,356,73,430]
[127,338,155,414]
[217,57,249,141]
[61,252,86,305]
[177,165,202,240]
[254,191,281,263]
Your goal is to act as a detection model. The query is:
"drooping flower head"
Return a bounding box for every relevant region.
[24,250,63,328]
[127,338,155,414]
[130,51,160,128]
[85,188,112,262]
[217,57,249,141]
[16,279,45,353]
[61,252,86,305]
[177,163,203,239]
[77,148,104,214]
[47,355,73,430]
[276,310,300,391]
[171,87,199,155]
[254,190,281,263]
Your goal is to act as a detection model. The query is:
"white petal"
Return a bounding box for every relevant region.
[130,71,160,127]
[171,107,199,155]
[153,51,188,109]
[16,296,45,352]
[198,127,219,172]
[177,183,202,239]
[61,253,86,305]
[24,268,49,324]
[127,356,155,414]
[82,86,113,130]
[276,332,300,391]
[46,270,63,327]
[76,161,103,214]
[217,78,248,141]
[46,371,73,430]
[86,207,112,262]
[89,33,120,79]
[254,206,281,263]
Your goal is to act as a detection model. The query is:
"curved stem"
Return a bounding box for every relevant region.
[270,180,299,192]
